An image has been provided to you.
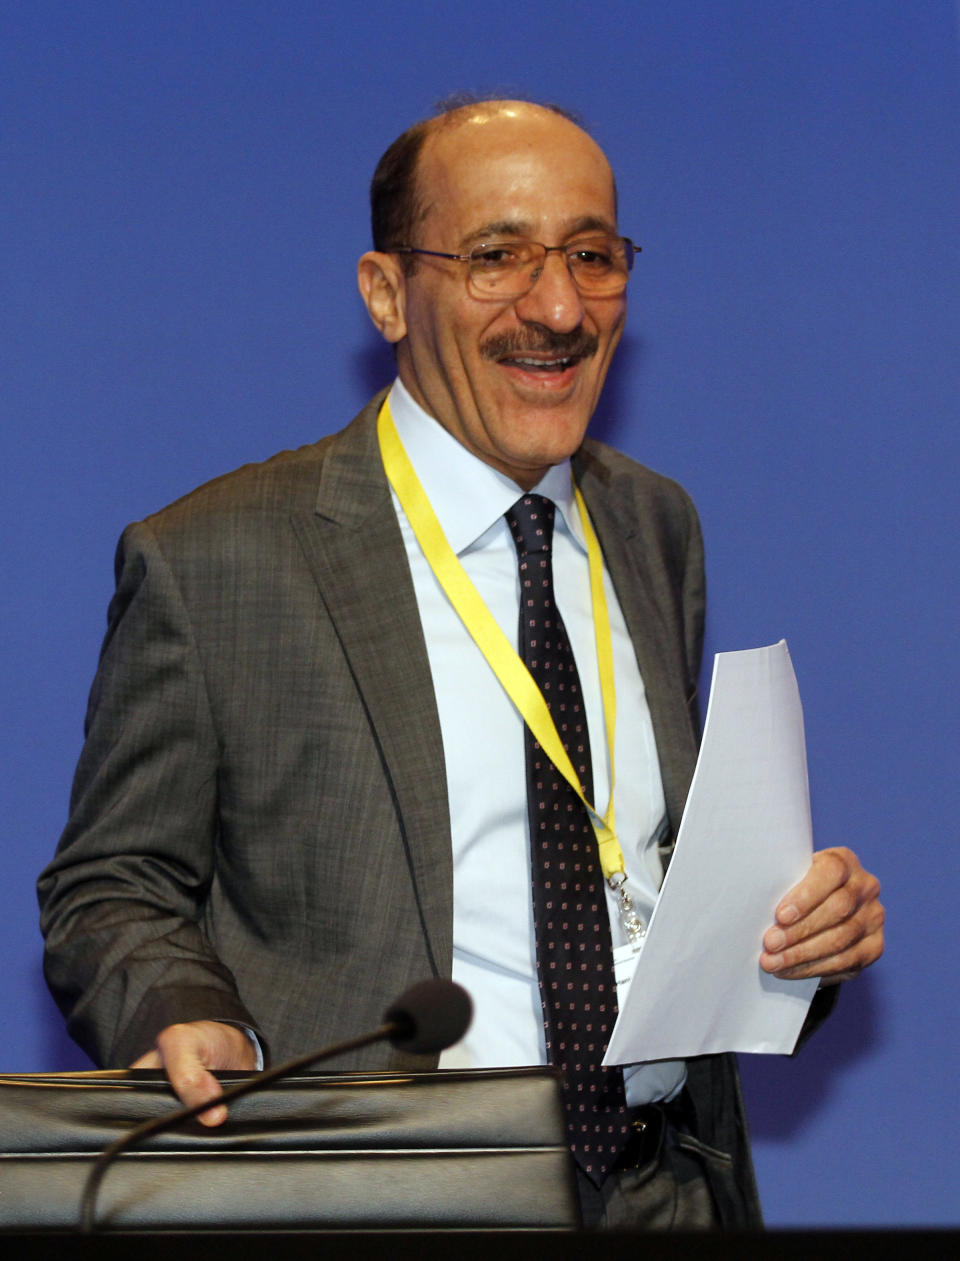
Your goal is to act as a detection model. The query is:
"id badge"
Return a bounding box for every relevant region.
[613,939,643,1008]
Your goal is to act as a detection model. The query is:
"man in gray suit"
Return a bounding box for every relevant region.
[39,100,884,1228]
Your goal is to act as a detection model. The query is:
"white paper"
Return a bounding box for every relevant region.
[603,640,819,1065]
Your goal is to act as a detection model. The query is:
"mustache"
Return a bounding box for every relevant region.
[480,327,599,362]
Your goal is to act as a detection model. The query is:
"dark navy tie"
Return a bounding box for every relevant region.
[505,493,630,1184]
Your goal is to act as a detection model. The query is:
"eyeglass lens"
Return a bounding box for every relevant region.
[468,238,633,297]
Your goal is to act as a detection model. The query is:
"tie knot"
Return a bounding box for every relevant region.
[505,494,555,557]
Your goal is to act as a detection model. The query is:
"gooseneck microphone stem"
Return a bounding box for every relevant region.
[80,1019,399,1234]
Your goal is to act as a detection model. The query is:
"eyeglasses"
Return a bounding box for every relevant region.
[391,235,641,300]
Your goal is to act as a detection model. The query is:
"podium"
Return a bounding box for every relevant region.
[0,1067,578,1232]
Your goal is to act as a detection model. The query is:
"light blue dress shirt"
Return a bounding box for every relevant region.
[387,380,685,1105]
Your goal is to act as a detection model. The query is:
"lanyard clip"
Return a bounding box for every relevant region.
[607,870,647,948]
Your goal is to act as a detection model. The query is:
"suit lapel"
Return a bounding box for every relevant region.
[290,398,453,976]
[575,448,700,838]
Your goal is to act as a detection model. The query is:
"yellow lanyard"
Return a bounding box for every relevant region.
[377,397,627,880]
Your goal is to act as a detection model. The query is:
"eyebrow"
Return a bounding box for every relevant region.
[459,215,617,249]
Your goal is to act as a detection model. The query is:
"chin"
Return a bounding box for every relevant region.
[507,440,586,484]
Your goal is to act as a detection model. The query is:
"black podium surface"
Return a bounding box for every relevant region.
[2,1071,953,1252]
[1,1229,957,1261]
[0,1068,578,1232]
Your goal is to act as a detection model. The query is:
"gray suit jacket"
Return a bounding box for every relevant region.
[39,393,769,1224]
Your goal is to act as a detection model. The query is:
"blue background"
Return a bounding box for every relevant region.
[3,0,958,1227]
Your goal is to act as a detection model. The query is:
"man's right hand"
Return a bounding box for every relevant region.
[130,1020,257,1126]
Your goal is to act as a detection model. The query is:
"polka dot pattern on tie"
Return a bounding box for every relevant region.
[505,493,630,1185]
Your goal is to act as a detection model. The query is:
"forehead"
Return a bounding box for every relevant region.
[415,108,617,245]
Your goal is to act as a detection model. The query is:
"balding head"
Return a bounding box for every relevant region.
[370,98,610,261]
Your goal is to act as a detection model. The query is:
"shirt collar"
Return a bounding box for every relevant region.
[387,378,586,556]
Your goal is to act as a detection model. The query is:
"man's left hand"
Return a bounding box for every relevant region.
[760,847,884,986]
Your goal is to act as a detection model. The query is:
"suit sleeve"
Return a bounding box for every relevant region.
[37,521,259,1067]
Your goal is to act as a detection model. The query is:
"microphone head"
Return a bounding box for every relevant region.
[385,979,473,1054]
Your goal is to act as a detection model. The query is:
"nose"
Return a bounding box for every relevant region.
[513,249,585,333]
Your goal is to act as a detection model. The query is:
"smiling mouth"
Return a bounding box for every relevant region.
[481,330,599,373]
[498,353,583,373]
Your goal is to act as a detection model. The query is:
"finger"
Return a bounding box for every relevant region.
[171,1070,227,1127]
[761,905,885,980]
[155,1029,228,1127]
[763,870,879,954]
[773,848,861,928]
[130,1049,162,1069]
[761,927,884,983]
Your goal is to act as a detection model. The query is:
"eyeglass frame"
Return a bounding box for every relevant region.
[389,235,641,299]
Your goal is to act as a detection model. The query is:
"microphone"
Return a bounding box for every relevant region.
[385,978,473,1054]
[79,978,472,1233]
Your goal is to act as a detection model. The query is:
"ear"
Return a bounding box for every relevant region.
[357,251,408,343]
